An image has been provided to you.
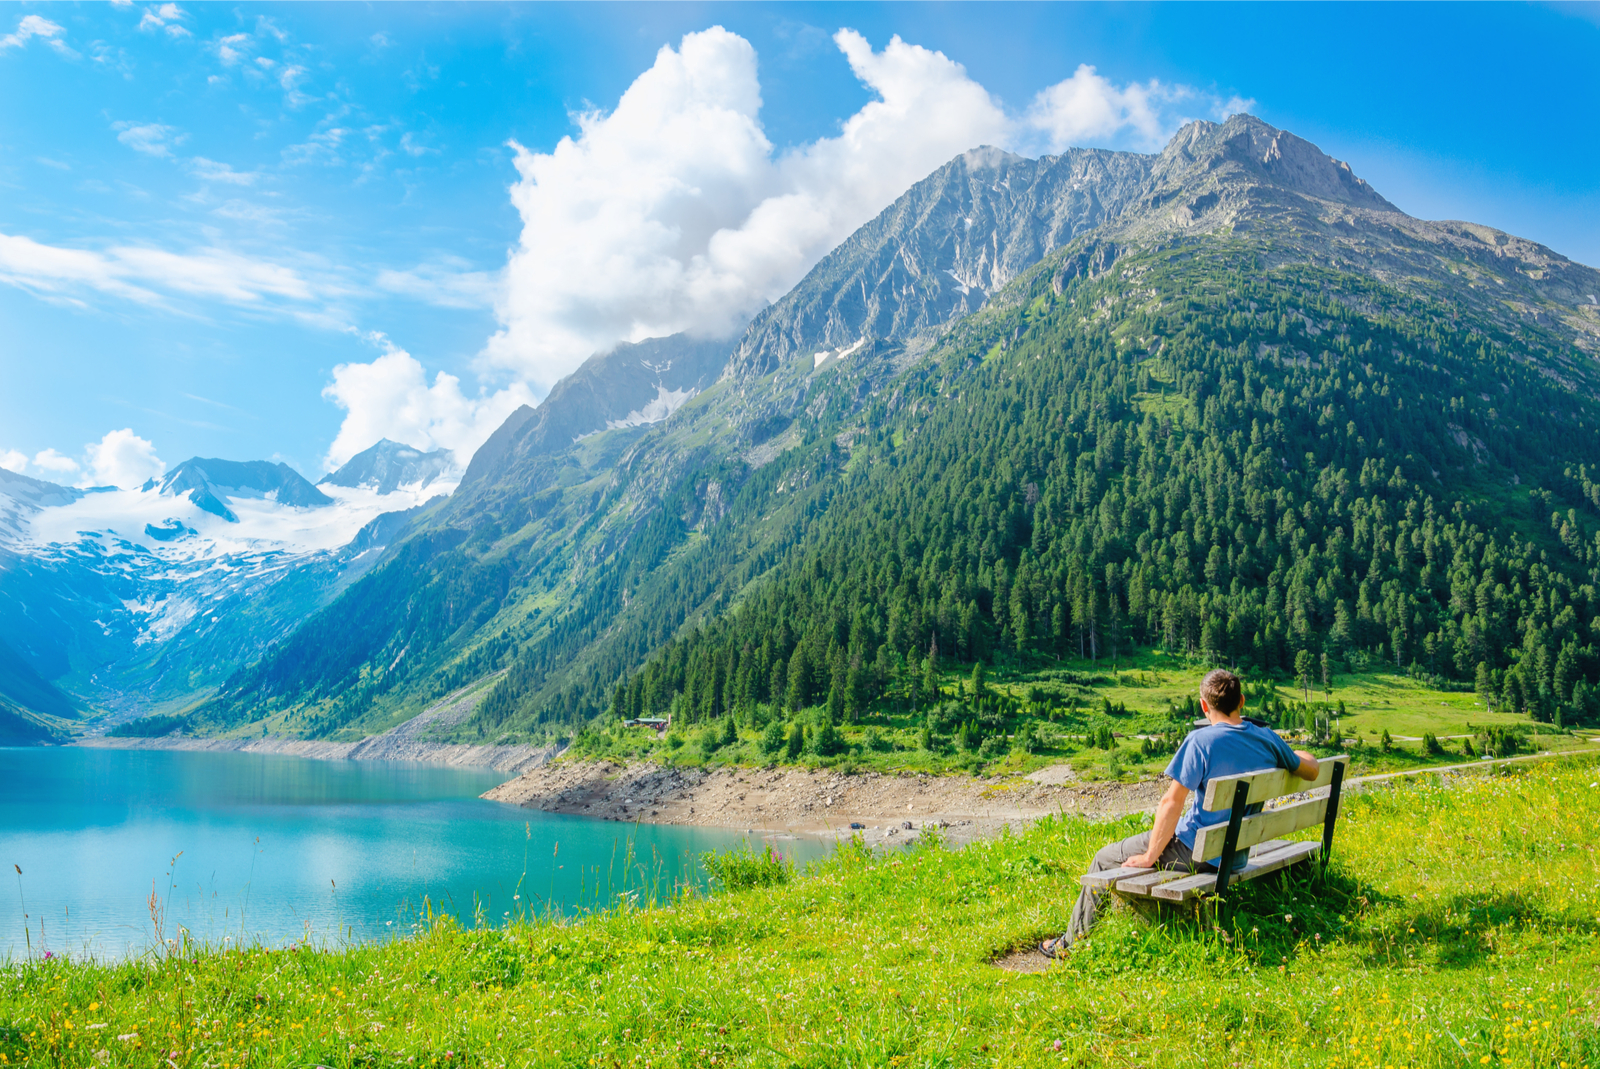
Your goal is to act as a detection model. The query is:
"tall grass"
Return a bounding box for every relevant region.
[2,756,1596,1067]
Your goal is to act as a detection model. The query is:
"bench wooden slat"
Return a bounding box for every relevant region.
[1192,795,1328,863]
[1150,841,1321,902]
[1080,864,1153,891]
[1113,870,1192,897]
[1201,754,1349,810]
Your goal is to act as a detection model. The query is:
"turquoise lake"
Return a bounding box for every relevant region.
[0,746,820,961]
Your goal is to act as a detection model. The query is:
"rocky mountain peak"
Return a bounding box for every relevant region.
[319,438,457,496]
[1153,113,1399,213]
[156,458,332,523]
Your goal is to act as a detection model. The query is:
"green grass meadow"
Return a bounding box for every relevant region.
[4,755,1597,1068]
[562,656,1600,784]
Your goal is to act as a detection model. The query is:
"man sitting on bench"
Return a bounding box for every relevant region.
[1042,668,1319,956]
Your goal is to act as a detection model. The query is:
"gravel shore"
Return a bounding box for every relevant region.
[482,760,1167,846]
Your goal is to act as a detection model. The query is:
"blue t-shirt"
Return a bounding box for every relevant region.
[1165,720,1302,854]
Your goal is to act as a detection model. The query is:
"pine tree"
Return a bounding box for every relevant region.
[1475,661,1495,712]
[785,646,811,713]
[1294,649,1314,703]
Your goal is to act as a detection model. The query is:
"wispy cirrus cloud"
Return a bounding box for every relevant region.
[138,4,191,40]
[114,121,185,157]
[0,14,78,58]
[0,230,319,310]
[189,157,259,185]
[376,259,499,310]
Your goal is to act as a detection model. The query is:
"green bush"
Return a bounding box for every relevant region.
[700,843,793,891]
[811,719,843,756]
[760,720,786,755]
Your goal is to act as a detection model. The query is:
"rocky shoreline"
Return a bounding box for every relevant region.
[482,760,1168,846]
[78,733,562,775]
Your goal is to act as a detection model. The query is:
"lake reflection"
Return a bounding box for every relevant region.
[0,746,819,960]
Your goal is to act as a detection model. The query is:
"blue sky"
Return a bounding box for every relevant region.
[2,2,1597,487]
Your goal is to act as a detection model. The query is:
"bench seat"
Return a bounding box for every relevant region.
[1078,838,1310,897]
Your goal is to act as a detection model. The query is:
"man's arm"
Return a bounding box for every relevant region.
[1127,779,1191,868]
[1292,750,1320,780]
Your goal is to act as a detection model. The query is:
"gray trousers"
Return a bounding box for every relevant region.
[1067,831,1198,942]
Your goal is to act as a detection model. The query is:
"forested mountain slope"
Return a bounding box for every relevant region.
[604,244,1600,733]
[190,114,1600,744]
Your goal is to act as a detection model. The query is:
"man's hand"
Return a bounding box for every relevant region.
[1293,750,1320,780]
[1125,851,1159,869]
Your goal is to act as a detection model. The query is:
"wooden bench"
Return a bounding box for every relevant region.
[1081,754,1349,905]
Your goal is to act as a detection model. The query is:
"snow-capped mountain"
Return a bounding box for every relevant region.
[319,438,457,495]
[151,457,333,523]
[0,451,457,723]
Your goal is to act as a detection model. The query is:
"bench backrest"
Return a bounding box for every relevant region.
[1191,754,1349,864]
[1201,753,1348,809]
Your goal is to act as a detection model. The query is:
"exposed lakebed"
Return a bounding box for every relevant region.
[0,746,822,960]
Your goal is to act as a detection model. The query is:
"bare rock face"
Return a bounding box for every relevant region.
[1147,115,1397,214]
[459,333,731,495]
[724,145,1156,381]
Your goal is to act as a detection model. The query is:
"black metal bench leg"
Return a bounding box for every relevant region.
[1213,781,1250,901]
[1320,761,1345,875]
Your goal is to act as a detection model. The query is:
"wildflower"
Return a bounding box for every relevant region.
[42,951,53,960]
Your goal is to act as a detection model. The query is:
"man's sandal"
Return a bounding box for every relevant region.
[1039,935,1070,959]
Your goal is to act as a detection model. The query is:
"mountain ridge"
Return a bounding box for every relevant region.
[23,113,1600,743]
[154,457,334,523]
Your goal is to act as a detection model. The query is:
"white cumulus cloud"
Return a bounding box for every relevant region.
[0,450,26,474]
[82,429,164,489]
[1023,64,1193,153]
[481,26,1248,395]
[321,335,535,470]
[32,449,80,475]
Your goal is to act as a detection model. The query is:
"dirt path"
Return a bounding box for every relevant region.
[481,761,1167,847]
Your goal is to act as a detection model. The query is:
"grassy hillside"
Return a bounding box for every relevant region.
[4,756,1596,1067]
